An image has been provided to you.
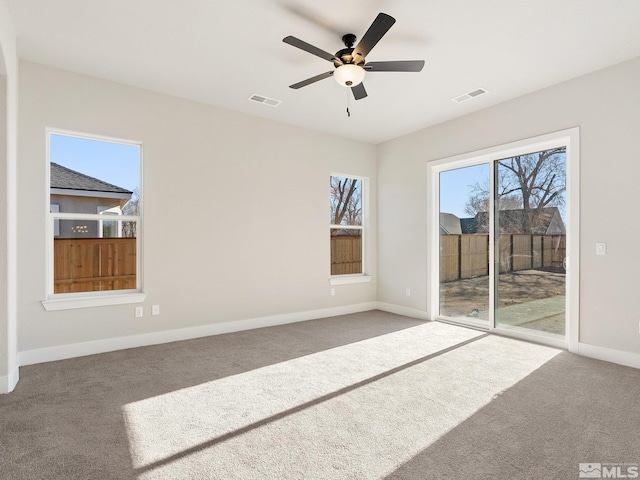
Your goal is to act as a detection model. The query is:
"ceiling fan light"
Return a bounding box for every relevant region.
[334,64,365,87]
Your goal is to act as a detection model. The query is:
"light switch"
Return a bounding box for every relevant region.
[596,243,606,255]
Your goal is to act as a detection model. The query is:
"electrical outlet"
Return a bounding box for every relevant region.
[405,288,411,296]
[152,305,160,316]
[135,306,143,318]
[330,288,336,296]
[596,243,606,255]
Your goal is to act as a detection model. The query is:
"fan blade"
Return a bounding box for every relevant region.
[365,60,425,72]
[283,36,341,64]
[352,13,396,61]
[289,71,334,89]
[351,82,367,100]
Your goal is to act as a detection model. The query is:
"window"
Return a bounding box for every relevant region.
[98,206,123,239]
[330,175,365,276]
[47,131,142,301]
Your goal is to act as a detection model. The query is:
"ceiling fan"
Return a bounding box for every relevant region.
[283,12,425,100]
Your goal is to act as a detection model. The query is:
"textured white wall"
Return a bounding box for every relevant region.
[0,73,7,382]
[0,0,18,392]
[17,61,376,353]
[377,56,640,354]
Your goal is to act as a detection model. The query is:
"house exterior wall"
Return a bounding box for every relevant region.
[17,61,377,355]
[50,193,124,238]
[377,56,640,355]
[51,194,124,215]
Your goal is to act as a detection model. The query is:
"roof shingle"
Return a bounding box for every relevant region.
[50,162,132,195]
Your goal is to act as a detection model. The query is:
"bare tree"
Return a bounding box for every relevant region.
[330,177,362,228]
[121,188,139,238]
[464,180,522,217]
[498,148,566,233]
[464,147,566,233]
[464,173,522,232]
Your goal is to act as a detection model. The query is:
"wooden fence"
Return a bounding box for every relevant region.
[331,234,362,275]
[54,237,136,293]
[440,234,565,282]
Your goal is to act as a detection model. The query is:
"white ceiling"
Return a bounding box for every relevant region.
[7,0,640,144]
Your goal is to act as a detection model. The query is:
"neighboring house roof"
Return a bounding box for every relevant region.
[50,162,133,195]
[475,207,565,234]
[439,212,462,234]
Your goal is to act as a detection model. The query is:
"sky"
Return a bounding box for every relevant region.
[439,163,489,218]
[50,134,140,192]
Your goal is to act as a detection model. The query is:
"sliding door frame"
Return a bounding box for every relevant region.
[427,128,580,351]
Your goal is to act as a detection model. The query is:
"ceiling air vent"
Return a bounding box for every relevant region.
[452,88,488,104]
[249,94,281,107]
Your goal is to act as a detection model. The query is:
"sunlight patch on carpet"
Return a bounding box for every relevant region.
[121,323,560,479]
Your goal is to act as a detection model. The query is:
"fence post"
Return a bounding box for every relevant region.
[457,235,462,280]
[509,234,514,272]
[530,235,534,269]
[486,234,490,276]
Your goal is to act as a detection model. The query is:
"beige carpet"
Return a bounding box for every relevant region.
[1,310,639,479]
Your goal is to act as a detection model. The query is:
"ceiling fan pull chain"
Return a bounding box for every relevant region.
[346,89,351,117]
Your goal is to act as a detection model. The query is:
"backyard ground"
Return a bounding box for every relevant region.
[440,269,566,335]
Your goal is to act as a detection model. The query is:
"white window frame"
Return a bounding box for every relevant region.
[42,129,145,311]
[329,173,372,285]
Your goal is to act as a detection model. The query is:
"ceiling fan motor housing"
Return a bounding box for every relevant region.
[342,33,357,48]
[334,34,365,67]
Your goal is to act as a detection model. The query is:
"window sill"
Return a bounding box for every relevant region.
[329,274,372,286]
[42,292,146,311]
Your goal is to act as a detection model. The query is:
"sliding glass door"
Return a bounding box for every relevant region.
[431,131,576,346]
[494,148,567,339]
[439,164,490,328]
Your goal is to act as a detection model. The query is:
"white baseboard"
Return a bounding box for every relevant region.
[577,342,640,370]
[377,303,639,370]
[17,301,639,373]
[19,302,378,367]
[376,302,429,321]
[0,366,19,394]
